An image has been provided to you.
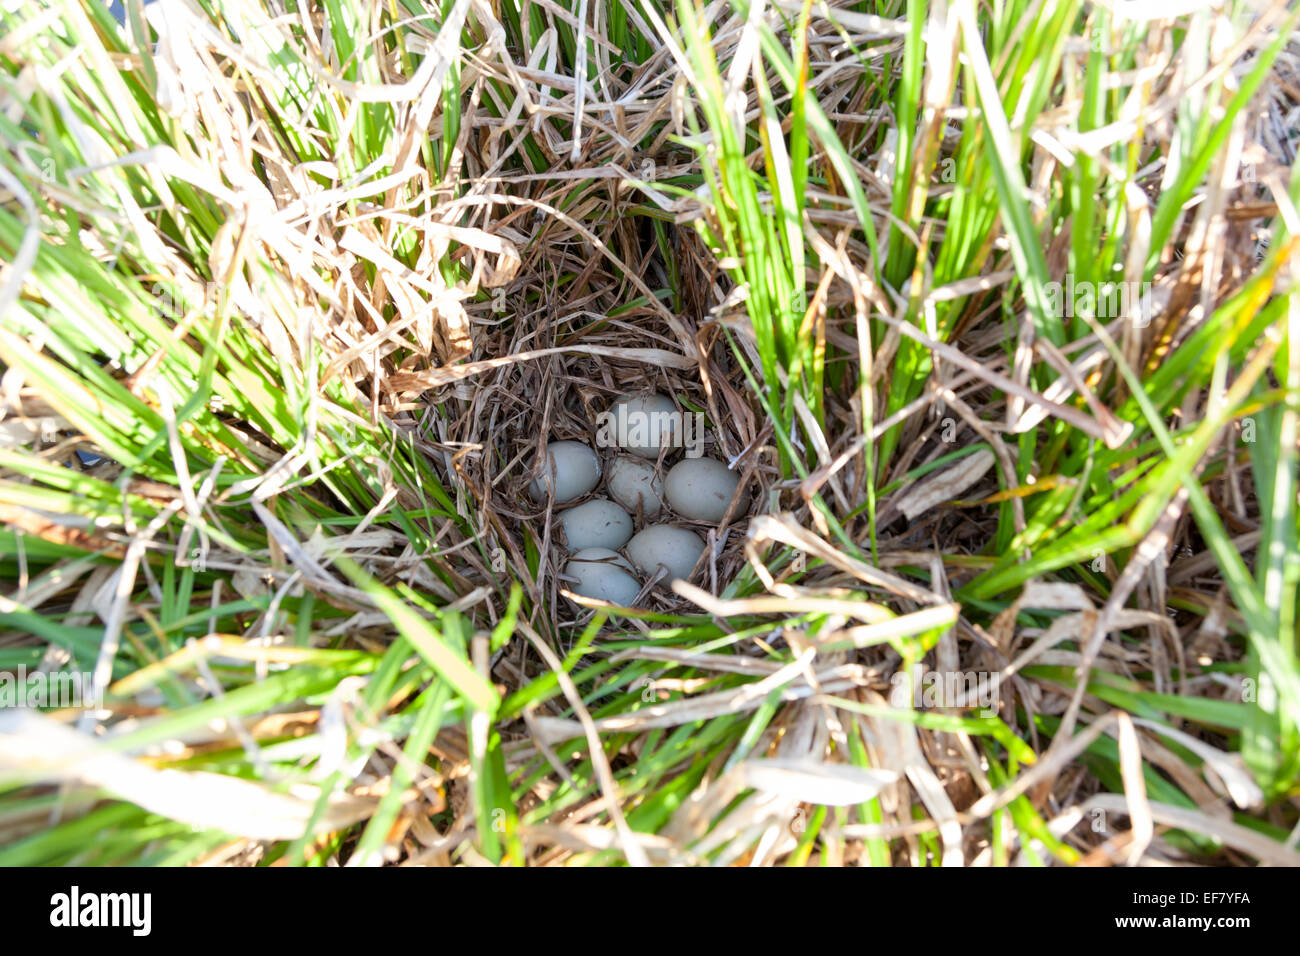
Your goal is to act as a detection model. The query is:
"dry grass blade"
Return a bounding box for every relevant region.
[0,710,375,841]
[1081,794,1300,867]
[895,448,996,522]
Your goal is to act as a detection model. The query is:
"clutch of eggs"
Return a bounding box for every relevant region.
[532,391,746,607]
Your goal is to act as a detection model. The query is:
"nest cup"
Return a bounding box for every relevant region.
[501,348,760,621]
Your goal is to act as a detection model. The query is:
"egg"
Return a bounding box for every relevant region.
[606,455,664,517]
[626,524,705,585]
[665,457,742,523]
[607,392,681,460]
[564,548,641,605]
[529,440,600,503]
[560,498,633,551]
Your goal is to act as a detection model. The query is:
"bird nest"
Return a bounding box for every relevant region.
[391,228,774,648]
